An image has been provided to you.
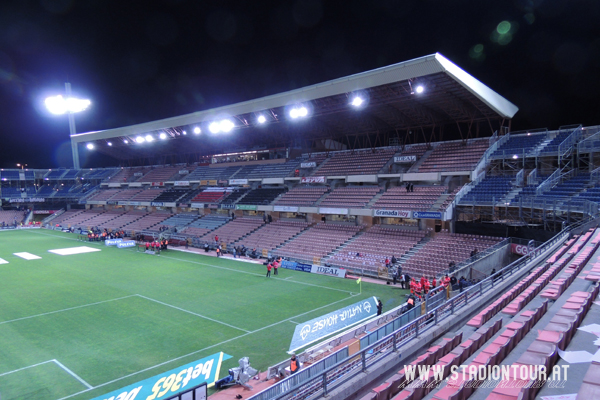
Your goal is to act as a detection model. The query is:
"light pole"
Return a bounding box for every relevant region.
[45,83,91,169]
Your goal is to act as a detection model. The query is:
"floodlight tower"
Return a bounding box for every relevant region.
[45,83,91,169]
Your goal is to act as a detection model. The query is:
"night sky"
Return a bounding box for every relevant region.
[1,0,599,169]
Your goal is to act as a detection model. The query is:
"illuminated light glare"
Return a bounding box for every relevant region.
[289,108,299,119]
[193,127,201,134]
[497,21,511,35]
[86,143,94,150]
[513,155,518,159]
[182,130,187,135]
[473,44,484,53]
[123,140,129,144]
[159,132,167,140]
[135,136,145,144]
[44,95,91,115]
[220,119,234,133]
[351,97,363,107]
[145,135,154,142]
[415,85,424,94]
[107,142,112,146]
[257,115,266,124]
[209,122,220,134]
[298,107,308,117]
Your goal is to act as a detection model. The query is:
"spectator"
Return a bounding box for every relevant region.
[470,248,478,257]
[391,255,397,264]
[376,299,383,316]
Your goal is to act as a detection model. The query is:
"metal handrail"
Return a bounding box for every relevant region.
[247,220,583,400]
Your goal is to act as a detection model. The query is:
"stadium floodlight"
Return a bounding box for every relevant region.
[107,142,112,146]
[209,122,220,134]
[159,132,167,140]
[257,115,266,124]
[193,127,201,134]
[415,85,424,94]
[513,154,518,159]
[45,95,91,115]
[298,107,308,117]
[135,136,145,143]
[220,119,234,132]
[123,139,129,144]
[182,130,187,135]
[44,83,91,169]
[289,108,299,119]
[351,97,364,107]
[145,134,154,142]
[86,143,94,150]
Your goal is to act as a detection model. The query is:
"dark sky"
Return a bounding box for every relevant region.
[1,0,599,169]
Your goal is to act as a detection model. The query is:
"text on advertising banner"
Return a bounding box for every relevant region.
[289,297,378,352]
[90,352,231,400]
[412,211,442,219]
[310,265,346,278]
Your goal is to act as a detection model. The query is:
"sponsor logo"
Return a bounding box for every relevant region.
[235,204,257,210]
[9,197,45,203]
[178,170,189,175]
[394,155,417,163]
[134,172,144,177]
[273,206,299,212]
[374,209,412,218]
[511,243,536,256]
[151,202,164,207]
[174,181,189,186]
[90,352,230,400]
[191,203,204,209]
[220,203,235,210]
[310,265,346,278]
[412,211,442,219]
[229,179,248,185]
[33,210,55,215]
[151,182,164,187]
[319,207,348,215]
[105,239,124,246]
[301,176,325,183]
[117,241,136,248]
[300,162,317,168]
[106,200,117,205]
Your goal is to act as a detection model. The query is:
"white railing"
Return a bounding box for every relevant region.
[558,125,583,157]
[536,167,562,195]
[578,129,600,153]
[591,166,600,183]
[527,168,537,186]
[516,169,524,186]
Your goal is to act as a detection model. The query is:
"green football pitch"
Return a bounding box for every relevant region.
[0,229,406,400]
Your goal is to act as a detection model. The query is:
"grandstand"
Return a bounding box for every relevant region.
[4,53,600,400]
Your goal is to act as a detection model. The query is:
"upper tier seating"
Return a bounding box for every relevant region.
[233,160,301,179]
[191,189,228,203]
[540,129,573,154]
[327,226,426,271]
[240,188,287,205]
[415,140,488,172]
[50,209,85,226]
[372,186,446,211]
[273,223,361,262]
[137,166,180,182]
[152,189,190,203]
[106,168,149,183]
[235,220,309,251]
[123,211,172,232]
[181,215,231,237]
[220,188,249,205]
[274,186,329,206]
[36,185,56,197]
[319,186,381,208]
[82,169,117,180]
[403,231,503,276]
[129,188,165,202]
[199,217,264,244]
[314,148,395,176]
[62,169,79,179]
[86,189,121,202]
[184,166,240,181]
[542,173,590,199]
[491,133,546,158]
[110,189,144,201]
[1,170,21,180]
[460,175,514,203]
[45,169,67,179]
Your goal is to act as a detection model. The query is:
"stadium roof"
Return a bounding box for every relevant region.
[72,53,518,163]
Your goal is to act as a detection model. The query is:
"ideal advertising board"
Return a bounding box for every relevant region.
[310,265,346,278]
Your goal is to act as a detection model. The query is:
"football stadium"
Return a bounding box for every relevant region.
[2,38,600,400]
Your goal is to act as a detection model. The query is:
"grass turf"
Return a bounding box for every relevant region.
[0,229,406,400]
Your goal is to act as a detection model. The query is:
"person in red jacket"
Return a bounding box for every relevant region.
[266,263,272,278]
[420,275,427,289]
[432,277,437,288]
[423,278,430,294]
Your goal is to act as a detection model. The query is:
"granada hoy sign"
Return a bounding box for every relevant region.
[289,297,378,352]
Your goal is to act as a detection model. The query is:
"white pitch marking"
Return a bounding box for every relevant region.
[56,293,359,400]
[13,252,41,260]
[53,359,93,389]
[135,294,250,333]
[0,295,137,326]
[0,258,8,264]
[0,360,54,377]
[48,246,101,256]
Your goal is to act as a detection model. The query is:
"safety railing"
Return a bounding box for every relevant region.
[447,238,510,278]
[247,219,584,400]
[577,127,600,153]
[515,196,599,217]
[527,168,537,186]
[516,169,524,186]
[591,166,600,183]
[536,167,563,195]
[558,125,583,157]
